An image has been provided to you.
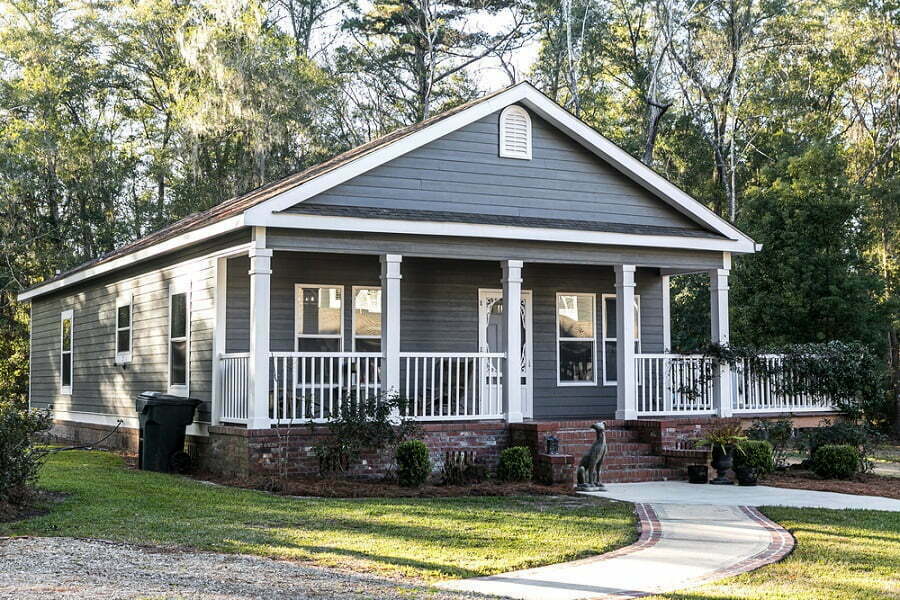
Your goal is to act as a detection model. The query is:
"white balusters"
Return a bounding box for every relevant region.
[399,353,505,420]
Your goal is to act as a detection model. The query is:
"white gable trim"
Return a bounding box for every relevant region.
[18,216,246,301]
[263,212,755,253]
[243,82,756,250]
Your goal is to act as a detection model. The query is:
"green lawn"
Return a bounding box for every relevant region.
[649,506,900,600]
[0,450,636,581]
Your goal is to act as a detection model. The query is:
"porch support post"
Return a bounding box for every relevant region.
[661,274,672,352]
[210,256,228,426]
[380,254,402,395]
[709,266,733,417]
[502,260,524,423]
[615,265,637,420]
[248,229,273,429]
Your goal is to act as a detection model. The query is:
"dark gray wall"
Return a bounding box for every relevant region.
[303,110,707,232]
[29,231,250,423]
[226,251,666,419]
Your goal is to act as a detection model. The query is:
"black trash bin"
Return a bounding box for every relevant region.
[135,392,201,473]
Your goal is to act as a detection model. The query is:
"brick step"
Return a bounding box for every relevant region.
[602,467,686,483]
[605,442,656,456]
[604,455,667,468]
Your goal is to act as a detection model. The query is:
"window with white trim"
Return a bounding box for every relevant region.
[601,294,641,385]
[168,284,190,393]
[60,309,73,395]
[499,105,532,160]
[295,284,343,352]
[115,295,132,365]
[557,293,596,385]
[352,286,381,352]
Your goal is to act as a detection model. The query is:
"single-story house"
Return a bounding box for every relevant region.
[19,82,837,480]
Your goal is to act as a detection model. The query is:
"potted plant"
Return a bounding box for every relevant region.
[695,422,747,485]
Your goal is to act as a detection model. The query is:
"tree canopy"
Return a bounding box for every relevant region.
[0,0,896,425]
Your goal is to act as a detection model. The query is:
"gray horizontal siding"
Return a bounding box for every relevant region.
[225,252,668,419]
[29,231,249,424]
[267,228,727,271]
[304,110,707,232]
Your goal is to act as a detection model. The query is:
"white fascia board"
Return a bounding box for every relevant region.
[18,215,246,302]
[260,212,756,253]
[244,81,755,250]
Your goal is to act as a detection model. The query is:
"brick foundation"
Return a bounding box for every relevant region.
[48,413,840,484]
[200,420,509,480]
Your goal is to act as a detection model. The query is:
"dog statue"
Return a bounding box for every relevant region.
[576,422,608,491]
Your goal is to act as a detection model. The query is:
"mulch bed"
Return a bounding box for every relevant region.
[0,490,67,523]
[194,472,577,498]
[764,470,900,500]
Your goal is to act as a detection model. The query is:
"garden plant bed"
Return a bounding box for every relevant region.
[199,472,576,498]
[764,470,900,500]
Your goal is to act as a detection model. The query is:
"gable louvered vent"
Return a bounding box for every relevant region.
[499,105,532,160]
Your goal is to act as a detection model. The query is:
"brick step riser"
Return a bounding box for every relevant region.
[602,468,686,483]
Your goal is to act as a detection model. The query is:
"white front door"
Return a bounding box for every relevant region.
[478,289,534,418]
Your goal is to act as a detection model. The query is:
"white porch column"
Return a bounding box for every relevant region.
[247,232,273,429]
[661,274,672,352]
[502,260,524,423]
[709,267,733,417]
[615,265,637,420]
[380,254,402,395]
[210,256,228,426]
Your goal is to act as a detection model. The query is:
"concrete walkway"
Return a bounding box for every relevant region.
[589,481,900,511]
[438,502,792,600]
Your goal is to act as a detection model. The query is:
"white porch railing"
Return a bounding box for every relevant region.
[220,352,250,423]
[399,352,506,420]
[635,354,716,415]
[733,355,835,413]
[270,352,383,423]
[635,353,837,416]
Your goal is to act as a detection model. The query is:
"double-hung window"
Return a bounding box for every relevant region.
[295,285,343,351]
[352,286,381,352]
[557,293,596,385]
[601,294,641,385]
[60,309,73,395]
[115,295,132,365]
[168,283,190,394]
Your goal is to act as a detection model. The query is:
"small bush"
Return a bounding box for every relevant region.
[497,446,533,482]
[733,440,775,474]
[0,402,52,504]
[812,444,860,479]
[442,450,487,485]
[396,440,431,487]
[799,420,884,472]
[746,418,793,468]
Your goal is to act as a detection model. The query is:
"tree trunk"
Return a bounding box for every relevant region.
[642,99,671,166]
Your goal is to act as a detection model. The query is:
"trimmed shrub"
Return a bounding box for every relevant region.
[396,440,431,487]
[799,420,884,472]
[812,444,860,479]
[497,446,533,482]
[733,440,775,474]
[1,402,52,504]
[746,418,793,468]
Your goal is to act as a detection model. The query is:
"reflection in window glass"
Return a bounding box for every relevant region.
[602,295,640,384]
[557,294,595,383]
[169,292,188,387]
[296,285,343,351]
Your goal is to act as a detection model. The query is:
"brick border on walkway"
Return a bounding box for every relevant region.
[590,504,796,600]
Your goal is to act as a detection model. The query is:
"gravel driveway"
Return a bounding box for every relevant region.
[0,537,488,600]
